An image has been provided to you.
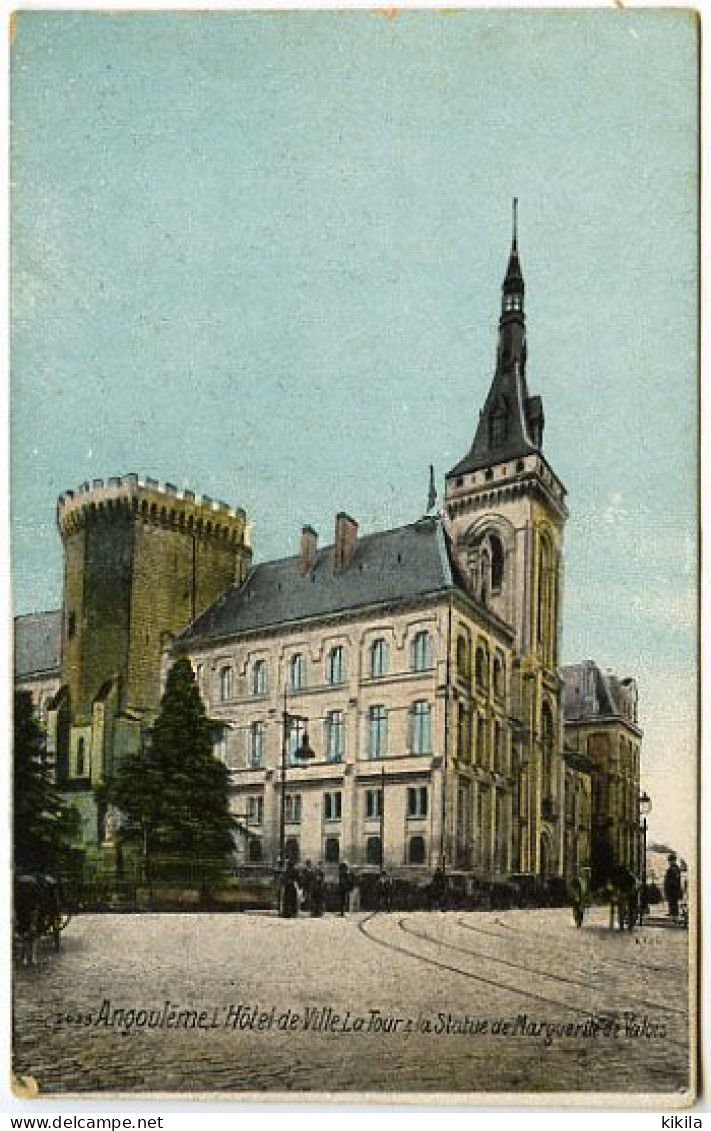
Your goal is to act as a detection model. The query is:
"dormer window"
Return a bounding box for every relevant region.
[490,408,508,446]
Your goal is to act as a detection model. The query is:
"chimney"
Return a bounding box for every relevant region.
[299,525,318,576]
[334,512,358,572]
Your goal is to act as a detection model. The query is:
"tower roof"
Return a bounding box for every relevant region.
[448,203,543,479]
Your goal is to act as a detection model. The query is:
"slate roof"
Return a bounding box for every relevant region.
[178,516,510,646]
[561,661,628,720]
[14,610,62,679]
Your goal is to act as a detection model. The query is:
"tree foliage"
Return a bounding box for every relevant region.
[107,658,237,876]
[13,689,79,873]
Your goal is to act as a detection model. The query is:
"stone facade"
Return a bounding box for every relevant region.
[562,660,642,883]
[172,515,516,876]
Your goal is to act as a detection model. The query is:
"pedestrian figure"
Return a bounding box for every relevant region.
[337,861,353,916]
[570,871,589,928]
[311,863,326,918]
[664,853,682,919]
[429,866,447,912]
[281,859,299,919]
[376,868,392,912]
[610,864,638,931]
[300,859,314,914]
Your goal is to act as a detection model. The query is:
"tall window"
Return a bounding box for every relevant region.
[252,660,267,696]
[325,710,345,762]
[476,714,487,768]
[410,701,432,755]
[287,717,307,764]
[456,634,470,679]
[493,655,505,698]
[490,535,504,593]
[411,630,432,672]
[246,795,264,825]
[326,646,345,685]
[475,645,488,689]
[493,720,504,774]
[407,786,428,818]
[213,727,229,764]
[285,794,302,823]
[408,835,426,864]
[365,789,382,820]
[76,737,86,777]
[219,665,234,702]
[368,706,388,759]
[290,653,306,691]
[542,703,555,801]
[249,721,265,768]
[324,791,342,821]
[370,638,389,678]
[457,703,470,761]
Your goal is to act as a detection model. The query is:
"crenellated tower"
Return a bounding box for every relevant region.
[49,474,251,846]
[444,202,568,880]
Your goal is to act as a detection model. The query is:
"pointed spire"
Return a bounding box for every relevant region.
[512,196,518,252]
[426,464,437,513]
[503,198,524,295]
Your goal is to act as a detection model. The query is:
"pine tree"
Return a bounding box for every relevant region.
[13,689,79,873]
[107,657,236,878]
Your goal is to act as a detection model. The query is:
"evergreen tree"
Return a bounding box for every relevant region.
[107,657,237,877]
[13,689,79,873]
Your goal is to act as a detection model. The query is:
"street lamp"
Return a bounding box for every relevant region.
[278,689,316,871]
[639,790,652,921]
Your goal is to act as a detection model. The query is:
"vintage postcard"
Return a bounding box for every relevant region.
[9,6,699,1106]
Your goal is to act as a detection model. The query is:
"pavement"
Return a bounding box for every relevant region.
[11,905,692,1100]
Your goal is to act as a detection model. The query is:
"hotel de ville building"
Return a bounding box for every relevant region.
[15,218,640,885]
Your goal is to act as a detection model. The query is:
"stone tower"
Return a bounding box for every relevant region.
[50,475,251,845]
[444,203,568,879]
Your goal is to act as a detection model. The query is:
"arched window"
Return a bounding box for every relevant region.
[219,665,234,702]
[326,646,345,685]
[252,660,267,696]
[411,630,432,672]
[490,535,504,593]
[410,701,432,755]
[290,653,306,691]
[76,737,86,777]
[370,638,389,678]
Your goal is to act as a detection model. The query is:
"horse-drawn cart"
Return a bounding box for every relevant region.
[14,874,71,964]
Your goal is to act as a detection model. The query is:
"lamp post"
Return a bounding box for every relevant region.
[639,790,652,922]
[278,688,316,871]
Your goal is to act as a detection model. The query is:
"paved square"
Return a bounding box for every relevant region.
[12,907,691,1098]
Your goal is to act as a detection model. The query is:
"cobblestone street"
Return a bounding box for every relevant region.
[12,906,691,1099]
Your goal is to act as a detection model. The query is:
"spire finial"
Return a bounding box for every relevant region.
[512,197,518,251]
[427,464,437,514]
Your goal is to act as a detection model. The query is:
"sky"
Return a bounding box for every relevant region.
[10,8,698,857]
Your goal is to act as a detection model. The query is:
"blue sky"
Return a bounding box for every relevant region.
[10,10,698,854]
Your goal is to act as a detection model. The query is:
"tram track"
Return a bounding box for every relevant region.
[460,915,684,978]
[356,912,688,1052]
[400,917,686,1018]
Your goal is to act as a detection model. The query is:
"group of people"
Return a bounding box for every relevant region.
[570,852,687,931]
[278,859,355,918]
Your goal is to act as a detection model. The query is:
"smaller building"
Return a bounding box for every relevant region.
[562,661,642,884]
[14,610,62,721]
